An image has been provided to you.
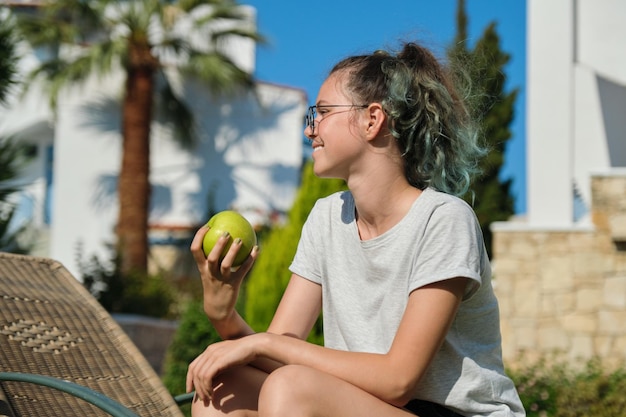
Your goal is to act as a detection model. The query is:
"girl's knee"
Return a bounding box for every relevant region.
[192,366,266,417]
[258,365,318,417]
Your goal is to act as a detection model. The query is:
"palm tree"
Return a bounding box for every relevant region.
[0,11,18,104]
[14,0,264,275]
[0,136,32,254]
[448,0,516,257]
[0,13,30,254]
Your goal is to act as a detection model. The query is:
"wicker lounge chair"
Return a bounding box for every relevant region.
[0,251,190,416]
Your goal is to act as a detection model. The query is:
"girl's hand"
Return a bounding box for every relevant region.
[186,334,262,402]
[190,225,259,321]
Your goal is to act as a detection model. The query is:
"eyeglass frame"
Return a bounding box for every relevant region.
[305,104,369,135]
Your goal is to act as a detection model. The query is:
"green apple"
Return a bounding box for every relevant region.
[202,210,257,266]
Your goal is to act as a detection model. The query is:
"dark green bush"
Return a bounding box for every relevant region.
[78,243,176,318]
[509,355,626,417]
[161,299,220,417]
[244,160,346,345]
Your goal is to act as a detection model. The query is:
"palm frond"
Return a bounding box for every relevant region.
[185,50,254,94]
[177,0,234,14]
[26,52,97,109]
[210,27,266,45]
[113,4,152,41]
[155,36,191,57]
[17,0,108,46]
[16,11,70,47]
[0,15,19,104]
[0,137,34,258]
[93,38,128,75]
[156,73,197,149]
[0,201,32,254]
[0,137,26,200]
[196,4,248,23]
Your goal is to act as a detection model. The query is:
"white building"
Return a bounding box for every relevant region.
[521,0,626,229]
[492,0,626,366]
[0,3,307,277]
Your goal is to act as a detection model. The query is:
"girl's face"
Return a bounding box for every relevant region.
[305,72,368,180]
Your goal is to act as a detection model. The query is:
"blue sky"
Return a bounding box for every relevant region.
[244,0,527,214]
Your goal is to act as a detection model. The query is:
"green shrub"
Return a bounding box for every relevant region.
[509,355,626,417]
[161,299,220,417]
[244,160,346,345]
[78,243,176,318]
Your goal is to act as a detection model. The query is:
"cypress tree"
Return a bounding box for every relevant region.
[448,0,517,257]
[162,299,219,416]
[161,161,346,400]
[244,160,346,345]
[0,15,31,254]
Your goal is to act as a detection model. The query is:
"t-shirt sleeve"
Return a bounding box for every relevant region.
[289,201,323,285]
[410,200,484,299]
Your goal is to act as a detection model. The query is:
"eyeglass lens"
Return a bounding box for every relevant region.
[306,106,317,134]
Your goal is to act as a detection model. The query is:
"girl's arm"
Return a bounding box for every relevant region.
[188,275,467,406]
[240,274,323,375]
[190,224,259,340]
[259,276,467,406]
[187,273,323,393]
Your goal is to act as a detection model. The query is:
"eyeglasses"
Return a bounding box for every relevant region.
[305,104,368,135]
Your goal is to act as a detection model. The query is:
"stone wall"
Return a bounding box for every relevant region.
[492,173,626,369]
[113,314,178,376]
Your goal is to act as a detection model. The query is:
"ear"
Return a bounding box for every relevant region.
[363,103,387,140]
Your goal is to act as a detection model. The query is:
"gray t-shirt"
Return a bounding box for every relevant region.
[289,188,525,417]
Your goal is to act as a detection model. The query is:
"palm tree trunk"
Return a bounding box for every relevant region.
[117,45,156,275]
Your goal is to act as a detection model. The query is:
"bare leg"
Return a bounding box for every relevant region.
[191,365,268,417]
[258,365,417,417]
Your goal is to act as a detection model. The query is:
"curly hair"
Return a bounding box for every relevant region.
[330,42,486,197]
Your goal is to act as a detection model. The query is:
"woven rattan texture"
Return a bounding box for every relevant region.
[0,252,184,417]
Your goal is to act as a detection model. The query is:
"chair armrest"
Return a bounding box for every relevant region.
[0,372,140,417]
[173,391,195,405]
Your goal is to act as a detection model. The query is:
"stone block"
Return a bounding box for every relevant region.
[598,310,626,335]
[609,214,626,241]
[499,321,516,360]
[612,335,626,361]
[560,313,597,333]
[498,296,512,316]
[541,257,574,291]
[507,238,539,260]
[615,254,626,273]
[591,211,610,232]
[573,253,612,278]
[492,258,527,280]
[593,336,613,357]
[541,292,574,316]
[495,174,626,367]
[569,335,594,361]
[513,279,541,317]
[558,292,576,314]
[537,325,569,350]
[493,274,514,296]
[543,233,572,255]
[604,275,626,309]
[513,325,537,350]
[568,232,599,251]
[576,287,603,312]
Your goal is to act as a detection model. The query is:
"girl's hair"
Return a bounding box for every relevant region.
[330,42,486,197]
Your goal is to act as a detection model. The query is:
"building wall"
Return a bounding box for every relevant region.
[493,172,626,368]
[526,0,626,227]
[0,4,307,278]
[526,0,574,227]
[44,69,305,277]
[495,0,626,367]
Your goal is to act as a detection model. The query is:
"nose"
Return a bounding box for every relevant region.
[304,122,316,141]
